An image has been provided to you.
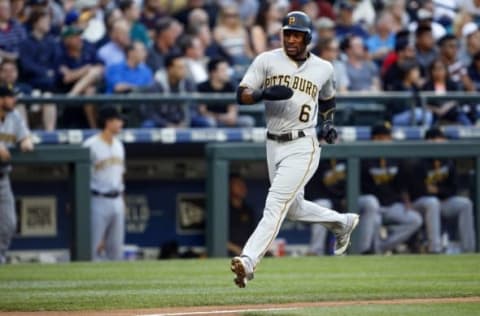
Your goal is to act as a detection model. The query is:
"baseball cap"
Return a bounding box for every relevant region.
[61,25,83,38]
[371,121,392,137]
[462,22,479,38]
[425,127,445,140]
[0,85,15,97]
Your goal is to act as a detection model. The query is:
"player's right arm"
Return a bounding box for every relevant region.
[236,53,293,105]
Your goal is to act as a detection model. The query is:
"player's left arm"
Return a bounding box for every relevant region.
[15,112,34,152]
[318,67,337,144]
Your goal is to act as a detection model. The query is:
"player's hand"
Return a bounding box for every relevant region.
[20,137,34,152]
[262,85,294,101]
[320,122,337,144]
[0,146,11,162]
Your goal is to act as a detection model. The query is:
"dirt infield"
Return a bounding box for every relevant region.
[2,296,480,316]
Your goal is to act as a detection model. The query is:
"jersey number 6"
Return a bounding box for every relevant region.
[299,104,311,122]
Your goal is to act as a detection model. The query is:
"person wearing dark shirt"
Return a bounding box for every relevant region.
[0,0,26,61]
[228,174,256,257]
[18,10,57,130]
[0,60,32,125]
[334,1,369,41]
[382,35,417,91]
[422,59,471,125]
[146,17,181,73]
[409,127,476,253]
[388,61,433,126]
[192,58,254,127]
[139,53,196,127]
[361,122,423,253]
[56,25,104,128]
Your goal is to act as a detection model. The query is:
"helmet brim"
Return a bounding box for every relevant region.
[282,25,310,34]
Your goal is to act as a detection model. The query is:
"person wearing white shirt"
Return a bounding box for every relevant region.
[83,107,126,261]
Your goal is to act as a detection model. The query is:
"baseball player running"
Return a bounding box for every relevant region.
[83,107,125,261]
[231,11,359,288]
[0,85,33,264]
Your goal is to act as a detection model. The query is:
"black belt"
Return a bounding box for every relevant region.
[267,131,306,142]
[91,190,122,198]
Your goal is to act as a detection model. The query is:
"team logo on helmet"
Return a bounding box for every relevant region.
[289,17,295,25]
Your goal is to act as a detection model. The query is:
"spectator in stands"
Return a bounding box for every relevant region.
[218,0,259,27]
[10,0,28,24]
[314,17,336,42]
[299,0,320,21]
[438,34,475,91]
[384,0,408,34]
[468,51,480,90]
[361,122,423,254]
[146,17,181,74]
[140,0,166,33]
[176,0,218,29]
[415,25,438,78]
[179,35,208,85]
[250,1,282,55]
[139,53,195,128]
[409,127,476,253]
[459,22,480,66]
[389,60,433,126]
[0,0,26,61]
[25,0,64,36]
[343,35,380,92]
[383,35,416,91]
[334,1,369,41]
[19,10,57,130]
[119,0,151,47]
[460,0,480,24]
[213,4,253,79]
[105,41,153,94]
[422,59,471,125]
[228,174,256,257]
[186,8,209,33]
[408,8,446,41]
[366,11,396,66]
[0,60,31,124]
[316,38,349,93]
[56,25,104,128]
[97,19,131,67]
[352,0,376,28]
[194,23,232,63]
[193,58,254,128]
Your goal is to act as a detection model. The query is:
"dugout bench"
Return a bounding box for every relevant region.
[206,141,480,257]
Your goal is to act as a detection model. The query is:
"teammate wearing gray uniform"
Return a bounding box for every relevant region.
[0,85,34,264]
[410,127,476,253]
[83,107,125,261]
[231,11,359,288]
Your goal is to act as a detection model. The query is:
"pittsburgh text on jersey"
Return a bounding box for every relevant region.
[264,75,319,100]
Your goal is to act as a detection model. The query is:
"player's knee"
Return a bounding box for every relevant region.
[425,197,441,213]
[411,212,423,229]
[358,195,380,215]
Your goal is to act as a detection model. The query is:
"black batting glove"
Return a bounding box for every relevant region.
[252,85,294,102]
[320,121,337,144]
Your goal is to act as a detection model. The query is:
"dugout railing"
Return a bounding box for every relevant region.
[206,141,480,257]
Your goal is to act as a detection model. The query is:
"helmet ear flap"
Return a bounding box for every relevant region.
[305,32,312,45]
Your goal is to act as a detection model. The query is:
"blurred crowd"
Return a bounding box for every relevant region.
[2,0,480,130]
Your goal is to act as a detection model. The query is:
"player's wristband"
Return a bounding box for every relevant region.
[251,89,263,103]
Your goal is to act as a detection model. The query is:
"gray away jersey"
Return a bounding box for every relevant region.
[240,48,335,133]
[0,110,30,172]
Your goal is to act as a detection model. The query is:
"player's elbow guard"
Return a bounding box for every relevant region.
[319,97,336,123]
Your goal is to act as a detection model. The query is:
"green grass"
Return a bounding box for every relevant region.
[0,255,479,312]
[243,303,480,316]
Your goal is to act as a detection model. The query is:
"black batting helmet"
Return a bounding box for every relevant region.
[282,11,313,45]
